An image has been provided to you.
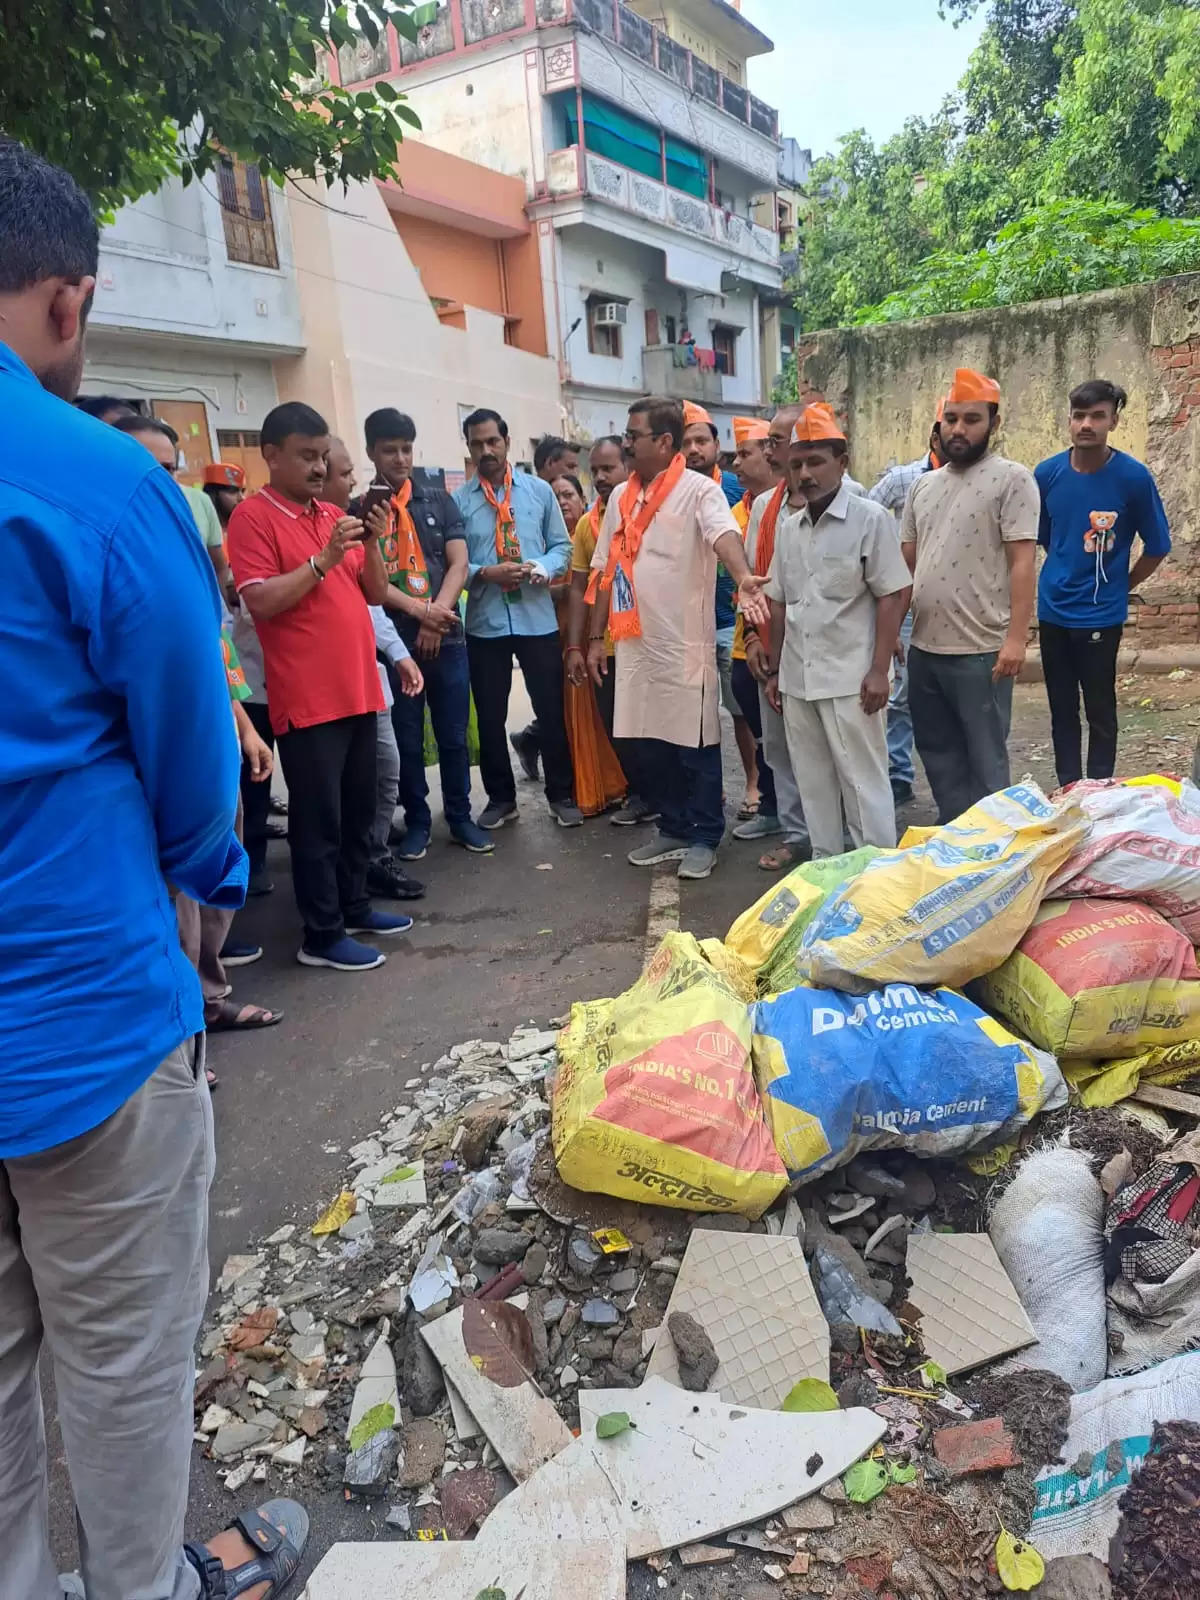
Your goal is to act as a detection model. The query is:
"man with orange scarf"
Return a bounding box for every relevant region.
[454,408,581,830]
[587,397,770,881]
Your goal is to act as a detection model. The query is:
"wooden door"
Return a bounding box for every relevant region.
[152,400,212,484]
[216,430,270,492]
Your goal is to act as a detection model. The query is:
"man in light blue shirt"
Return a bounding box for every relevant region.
[0,142,307,1600]
[453,408,582,828]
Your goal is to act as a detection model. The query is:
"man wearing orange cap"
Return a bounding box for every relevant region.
[586,396,770,880]
[901,368,1039,822]
[681,402,762,819]
[866,404,946,806]
[763,404,911,859]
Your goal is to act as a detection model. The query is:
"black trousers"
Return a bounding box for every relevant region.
[275,712,377,950]
[467,632,574,806]
[240,700,275,875]
[1040,621,1123,787]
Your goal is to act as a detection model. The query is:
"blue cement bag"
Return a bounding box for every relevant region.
[752,983,1066,1184]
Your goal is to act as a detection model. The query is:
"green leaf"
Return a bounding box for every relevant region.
[781,1379,840,1413]
[348,1401,396,1451]
[843,1459,889,1503]
[595,1411,633,1439]
[920,1360,947,1388]
[889,1461,918,1484]
[380,1164,417,1184]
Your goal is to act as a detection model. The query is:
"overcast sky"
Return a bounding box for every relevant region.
[738,0,987,157]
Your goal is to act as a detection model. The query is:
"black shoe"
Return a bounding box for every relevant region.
[367,860,426,900]
[890,779,915,806]
[479,800,519,829]
[266,818,288,840]
[247,867,274,896]
[510,728,541,782]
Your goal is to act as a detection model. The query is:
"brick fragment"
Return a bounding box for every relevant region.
[932,1416,1022,1477]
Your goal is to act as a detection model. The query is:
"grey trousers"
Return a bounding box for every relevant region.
[781,692,896,859]
[175,895,233,1009]
[0,1040,213,1600]
[909,645,1014,824]
[758,685,809,847]
[371,707,402,868]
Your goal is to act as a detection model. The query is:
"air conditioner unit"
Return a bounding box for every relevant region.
[594,301,628,328]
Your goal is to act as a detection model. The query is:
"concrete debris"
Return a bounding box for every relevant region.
[396,1417,445,1489]
[667,1311,718,1391]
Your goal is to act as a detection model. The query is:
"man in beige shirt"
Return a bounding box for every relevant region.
[587,396,768,880]
[901,368,1038,823]
[763,405,912,859]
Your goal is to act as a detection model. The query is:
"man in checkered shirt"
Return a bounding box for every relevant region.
[866,407,945,806]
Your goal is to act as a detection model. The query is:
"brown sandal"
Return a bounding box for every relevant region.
[758,842,807,871]
[205,999,284,1032]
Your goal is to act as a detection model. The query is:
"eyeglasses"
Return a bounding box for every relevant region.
[622,429,656,442]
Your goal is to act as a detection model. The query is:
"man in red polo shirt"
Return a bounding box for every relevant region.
[227,402,413,971]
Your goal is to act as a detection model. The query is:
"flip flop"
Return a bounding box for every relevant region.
[759,842,807,871]
[185,1498,309,1598]
[736,798,761,821]
[206,999,284,1033]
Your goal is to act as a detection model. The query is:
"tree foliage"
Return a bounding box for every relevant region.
[791,0,1200,331]
[0,0,424,212]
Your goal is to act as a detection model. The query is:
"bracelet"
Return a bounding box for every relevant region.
[424,599,432,617]
[564,644,585,658]
[309,555,326,582]
[588,634,606,642]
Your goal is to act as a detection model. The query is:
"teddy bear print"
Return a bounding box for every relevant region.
[1084,509,1118,554]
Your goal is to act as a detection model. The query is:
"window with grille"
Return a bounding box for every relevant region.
[218,155,279,269]
[712,324,738,377]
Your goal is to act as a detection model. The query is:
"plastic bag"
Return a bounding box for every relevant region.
[977,896,1200,1059]
[551,932,787,1219]
[812,1246,901,1335]
[1049,778,1200,941]
[753,982,1066,1183]
[988,1148,1107,1392]
[725,848,881,994]
[800,785,1086,994]
[450,1169,502,1226]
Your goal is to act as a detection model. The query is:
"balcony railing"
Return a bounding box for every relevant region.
[569,0,778,140]
[545,149,780,273]
[642,345,723,405]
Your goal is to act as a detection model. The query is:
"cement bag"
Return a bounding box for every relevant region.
[725,848,881,994]
[976,897,1200,1059]
[552,931,787,1220]
[1049,777,1200,941]
[1065,1037,1200,1108]
[752,982,1066,1183]
[799,784,1087,994]
[988,1147,1108,1392]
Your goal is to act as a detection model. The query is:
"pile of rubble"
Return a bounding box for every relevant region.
[193,1014,1200,1599]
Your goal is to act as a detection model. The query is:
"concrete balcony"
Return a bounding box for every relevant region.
[642,346,724,405]
[541,148,781,292]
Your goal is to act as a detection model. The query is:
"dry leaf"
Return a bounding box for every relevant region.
[461,1299,537,1388]
[312,1190,356,1235]
[227,1306,279,1351]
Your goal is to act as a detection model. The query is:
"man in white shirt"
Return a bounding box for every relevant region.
[764,405,912,859]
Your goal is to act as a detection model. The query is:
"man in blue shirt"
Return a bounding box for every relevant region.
[0,142,307,1600]
[1036,378,1171,786]
[454,409,582,829]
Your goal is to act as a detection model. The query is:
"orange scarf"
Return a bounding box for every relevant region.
[481,465,520,563]
[590,453,686,641]
[380,479,431,599]
[754,481,787,578]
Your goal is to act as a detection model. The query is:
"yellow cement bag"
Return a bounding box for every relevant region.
[725,848,881,994]
[1064,1040,1200,1108]
[976,897,1200,1059]
[800,784,1087,994]
[551,932,787,1219]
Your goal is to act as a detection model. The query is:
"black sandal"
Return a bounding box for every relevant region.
[185,1498,310,1598]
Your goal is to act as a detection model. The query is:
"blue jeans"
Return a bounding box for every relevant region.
[633,737,725,848]
[887,612,915,788]
[391,639,472,832]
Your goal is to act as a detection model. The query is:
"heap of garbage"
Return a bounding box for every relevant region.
[193,776,1200,1600]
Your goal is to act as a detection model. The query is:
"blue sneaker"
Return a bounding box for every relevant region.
[449,820,496,854]
[297,936,386,971]
[345,910,414,937]
[394,826,430,861]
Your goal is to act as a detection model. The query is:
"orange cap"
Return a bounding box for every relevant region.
[790,402,846,444]
[682,402,713,428]
[935,396,946,423]
[733,416,770,447]
[202,461,246,488]
[945,368,1000,406]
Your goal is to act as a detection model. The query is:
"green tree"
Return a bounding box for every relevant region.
[0,0,424,212]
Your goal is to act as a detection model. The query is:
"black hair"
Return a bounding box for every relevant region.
[591,434,625,454]
[792,437,849,460]
[261,401,328,449]
[112,413,179,447]
[0,139,98,294]
[75,394,136,420]
[551,471,586,502]
[1069,378,1127,416]
[629,396,684,452]
[533,434,576,473]
[463,408,509,443]
[364,407,416,449]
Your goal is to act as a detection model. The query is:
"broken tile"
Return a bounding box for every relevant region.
[210,1419,272,1459]
[272,1437,307,1468]
[782,1496,836,1531]
[445,1379,481,1443]
[933,1416,1022,1476]
[371,1159,428,1209]
[679,1543,736,1567]
[216,1254,263,1293]
[908,1233,1037,1376]
[299,1535,623,1599]
[345,1328,399,1443]
[645,1230,829,1407]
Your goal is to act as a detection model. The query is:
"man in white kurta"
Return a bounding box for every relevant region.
[587,398,762,880]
